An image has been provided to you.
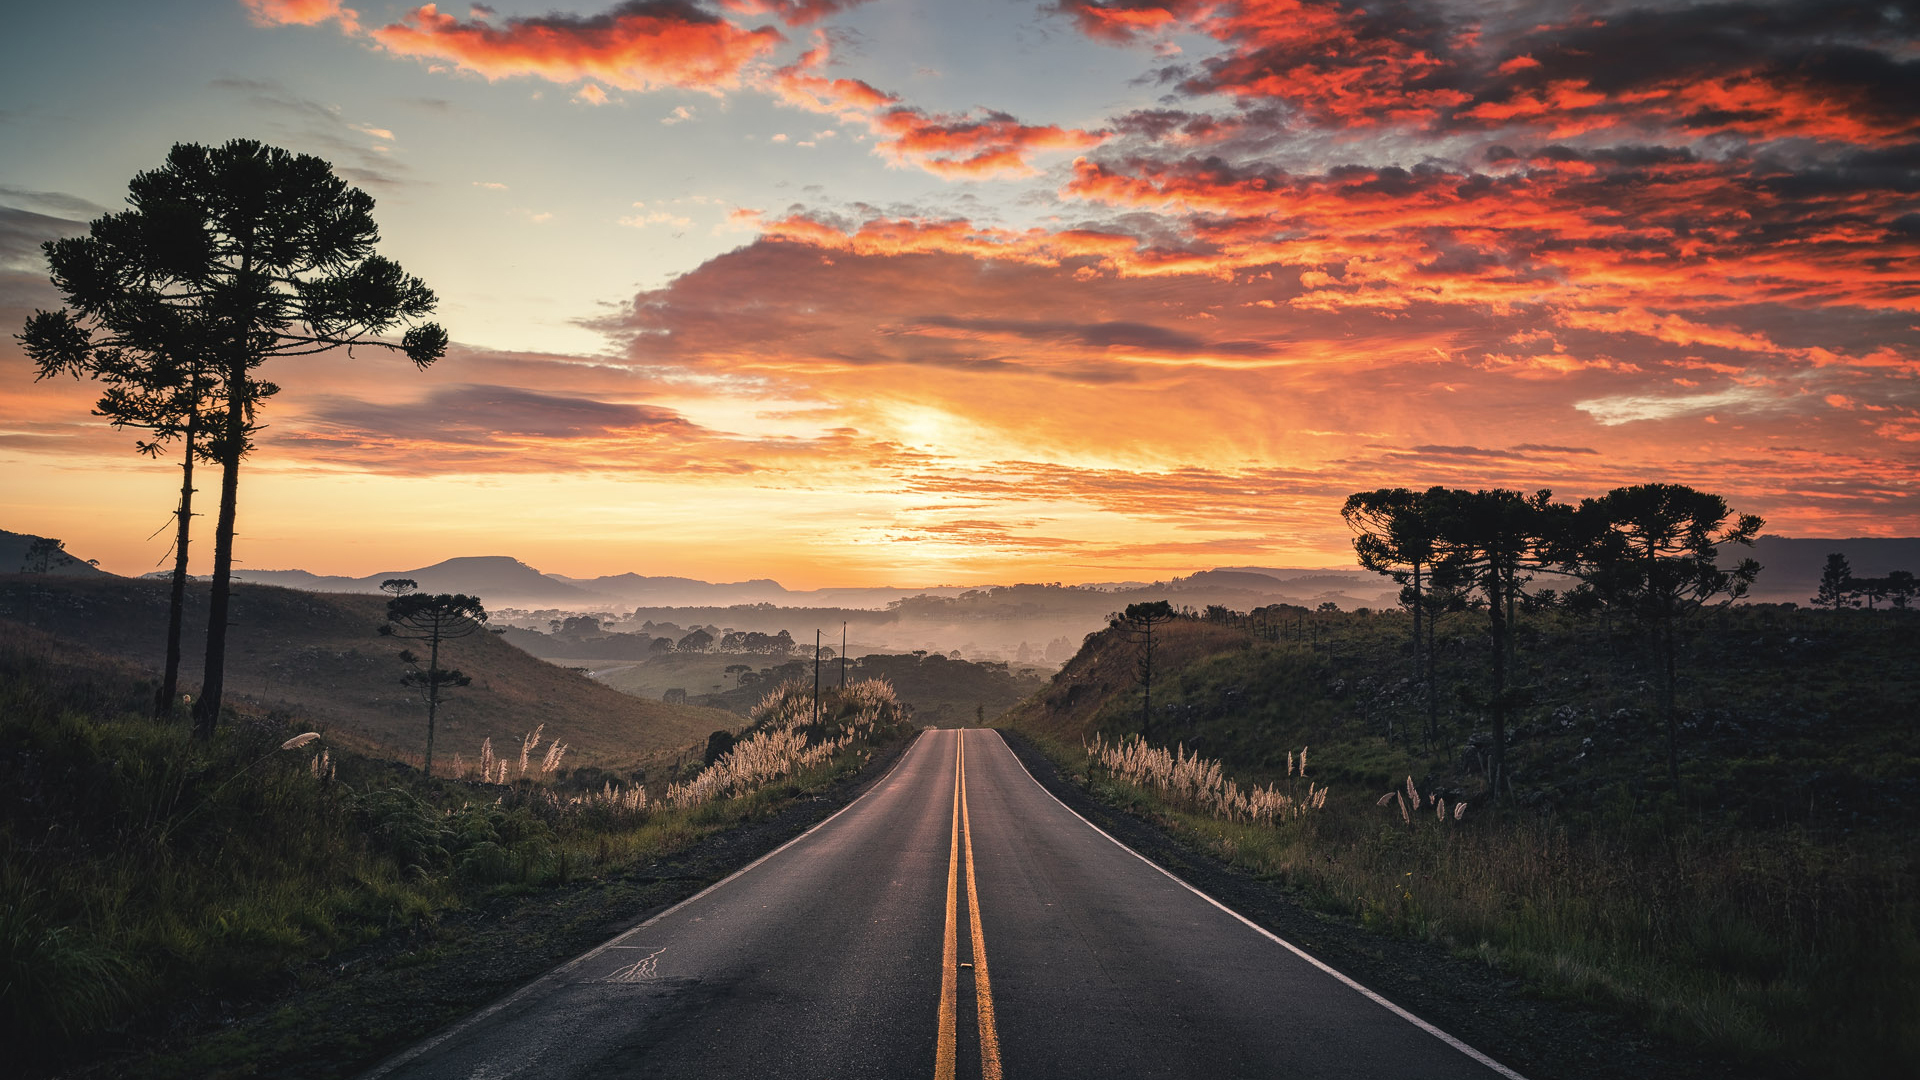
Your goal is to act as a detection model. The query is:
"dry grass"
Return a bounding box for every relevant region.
[1086,733,1326,825]
[666,678,907,809]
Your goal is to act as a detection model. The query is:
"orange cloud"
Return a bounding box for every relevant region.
[869,108,1107,178]
[242,0,360,33]
[369,2,784,94]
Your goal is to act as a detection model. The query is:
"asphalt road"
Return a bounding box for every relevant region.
[366,729,1523,1080]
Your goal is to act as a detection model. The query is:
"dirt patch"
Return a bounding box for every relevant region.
[997,729,1743,1080]
[80,737,916,1080]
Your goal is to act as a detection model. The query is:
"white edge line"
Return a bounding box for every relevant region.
[360,729,929,1079]
[993,731,1529,1080]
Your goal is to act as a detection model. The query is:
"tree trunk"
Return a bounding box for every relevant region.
[425,630,440,777]
[1662,616,1679,785]
[1488,574,1508,804]
[192,368,245,739]
[156,420,195,719]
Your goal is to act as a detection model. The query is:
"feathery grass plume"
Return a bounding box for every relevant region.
[1085,734,1323,825]
[1287,750,1295,776]
[1436,796,1446,821]
[280,732,320,750]
[1377,791,1396,806]
[478,736,495,782]
[1453,801,1467,820]
[451,751,466,777]
[540,740,568,775]
[1397,791,1410,824]
[1299,746,1307,776]
[1406,775,1420,809]
[309,748,334,782]
[518,723,545,778]
[662,678,900,811]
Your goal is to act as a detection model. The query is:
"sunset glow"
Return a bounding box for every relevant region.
[3,0,1915,586]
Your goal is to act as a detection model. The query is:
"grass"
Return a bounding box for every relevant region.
[1005,603,1920,1078]
[0,623,912,1076]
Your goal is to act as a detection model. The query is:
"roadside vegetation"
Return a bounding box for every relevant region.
[1008,560,1918,1077]
[0,625,912,1075]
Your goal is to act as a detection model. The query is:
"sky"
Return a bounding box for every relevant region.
[1,0,1916,588]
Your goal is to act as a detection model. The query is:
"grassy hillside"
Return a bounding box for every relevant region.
[0,574,739,770]
[1004,603,1919,1077]
[0,622,913,1077]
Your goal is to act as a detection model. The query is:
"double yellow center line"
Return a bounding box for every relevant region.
[936,732,1002,1080]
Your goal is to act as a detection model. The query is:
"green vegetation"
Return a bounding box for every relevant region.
[0,624,911,1075]
[1006,600,1919,1077]
[0,575,741,771]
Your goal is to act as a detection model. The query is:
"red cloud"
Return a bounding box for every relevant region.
[1049,1,1197,43]
[870,108,1107,178]
[764,37,1105,177]
[242,0,360,32]
[718,0,871,26]
[766,39,898,114]
[370,2,784,93]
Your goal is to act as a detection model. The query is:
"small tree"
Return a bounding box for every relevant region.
[381,592,487,777]
[1813,553,1855,610]
[678,627,715,652]
[1123,600,1178,730]
[1887,570,1916,610]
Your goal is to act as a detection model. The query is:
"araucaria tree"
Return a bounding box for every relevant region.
[1569,484,1761,784]
[1423,488,1571,802]
[22,226,223,718]
[381,587,488,777]
[1343,488,1447,747]
[53,140,447,737]
[1123,600,1178,729]
[1814,553,1855,610]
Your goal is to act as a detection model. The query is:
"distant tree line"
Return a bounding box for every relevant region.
[1341,483,1762,797]
[1812,553,1916,610]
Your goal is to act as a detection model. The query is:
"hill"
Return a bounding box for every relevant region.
[0,574,739,770]
[0,528,111,577]
[1002,602,1919,1075]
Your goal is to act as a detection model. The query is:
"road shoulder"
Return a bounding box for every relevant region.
[995,728,1741,1080]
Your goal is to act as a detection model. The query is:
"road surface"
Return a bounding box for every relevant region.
[366,729,1523,1080]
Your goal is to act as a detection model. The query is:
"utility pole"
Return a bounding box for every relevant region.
[813,629,822,725]
[840,621,848,688]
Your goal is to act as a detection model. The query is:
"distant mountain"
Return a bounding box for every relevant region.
[196,536,1920,615]
[233,556,614,608]
[0,529,112,577]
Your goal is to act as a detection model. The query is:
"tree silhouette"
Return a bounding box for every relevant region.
[42,141,447,737]
[1887,570,1916,610]
[19,536,68,574]
[1570,484,1761,784]
[1344,487,1448,747]
[1123,600,1178,730]
[1423,488,1571,803]
[22,233,226,718]
[381,591,486,777]
[1813,554,1855,610]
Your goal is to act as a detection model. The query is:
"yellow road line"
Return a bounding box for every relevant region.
[961,732,1005,1080]
[936,732,962,1080]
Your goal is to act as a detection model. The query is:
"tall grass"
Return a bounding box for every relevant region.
[1057,728,1916,1077]
[667,678,909,809]
[1086,733,1326,824]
